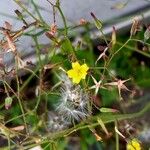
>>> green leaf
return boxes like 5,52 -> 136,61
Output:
61,37 -> 74,54
100,107 -> 119,113
80,129 -> 96,148
100,88 -> 118,106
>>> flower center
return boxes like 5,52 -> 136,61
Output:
77,69 -> 82,76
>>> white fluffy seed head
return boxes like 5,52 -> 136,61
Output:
56,74 -> 90,122
48,111 -> 70,132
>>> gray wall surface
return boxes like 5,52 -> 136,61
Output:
0,0 -> 149,26
0,0 -> 150,64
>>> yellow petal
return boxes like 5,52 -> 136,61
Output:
67,69 -> 76,78
81,64 -> 89,72
131,140 -> 141,150
72,61 -> 81,69
67,69 -> 81,83
73,76 -> 81,84
80,64 -> 89,79
127,144 -> 134,150
67,61 -> 89,84
127,139 -> 141,150
80,72 -> 87,79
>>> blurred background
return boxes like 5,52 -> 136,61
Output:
0,1 -> 150,149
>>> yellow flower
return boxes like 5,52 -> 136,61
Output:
127,139 -> 141,150
67,61 -> 89,84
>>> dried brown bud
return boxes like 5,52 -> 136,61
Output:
50,23 -> 57,36
130,18 -> 140,36
79,18 -> 87,25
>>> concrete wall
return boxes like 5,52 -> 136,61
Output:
0,0 -> 150,64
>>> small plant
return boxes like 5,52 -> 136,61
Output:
0,0 -> 150,149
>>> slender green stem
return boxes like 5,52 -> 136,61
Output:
57,4 -> 68,36
106,37 -> 150,68
131,38 -> 150,46
33,71 -> 42,111
43,101 -> 150,140
115,121 -> 119,150
33,36 -> 43,67
43,142 -> 51,150
32,36 -> 43,111
90,67 -> 106,70
107,38 -> 131,67
23,67 -> 40,79
15,55 -> 28,133
5,112 -> 29,124
116,40 -> 150,58
2,101 -> 150,150
19,66 -> 40,92
7,135 -> 11,150
14,0 -> 40,22
31,0 -> 45,22
1,80 -> 18,98
14,0 -> 49,29
100,28 -> 109,46
3,81 -> 10,97
85,24 -> 95,65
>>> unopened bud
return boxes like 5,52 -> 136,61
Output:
5,97 -> 12,110
90,12 -> 102,30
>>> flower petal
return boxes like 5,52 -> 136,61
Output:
131,139 -> 141,150
73,76 -> 81,84
81,64 -> 89,72
127,139 -> 141,150
80,72 -> 87,79
67,69 -> 76,78
72,61 -> 81,69
67,61 -> 89,84
80,64 -> 89,79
